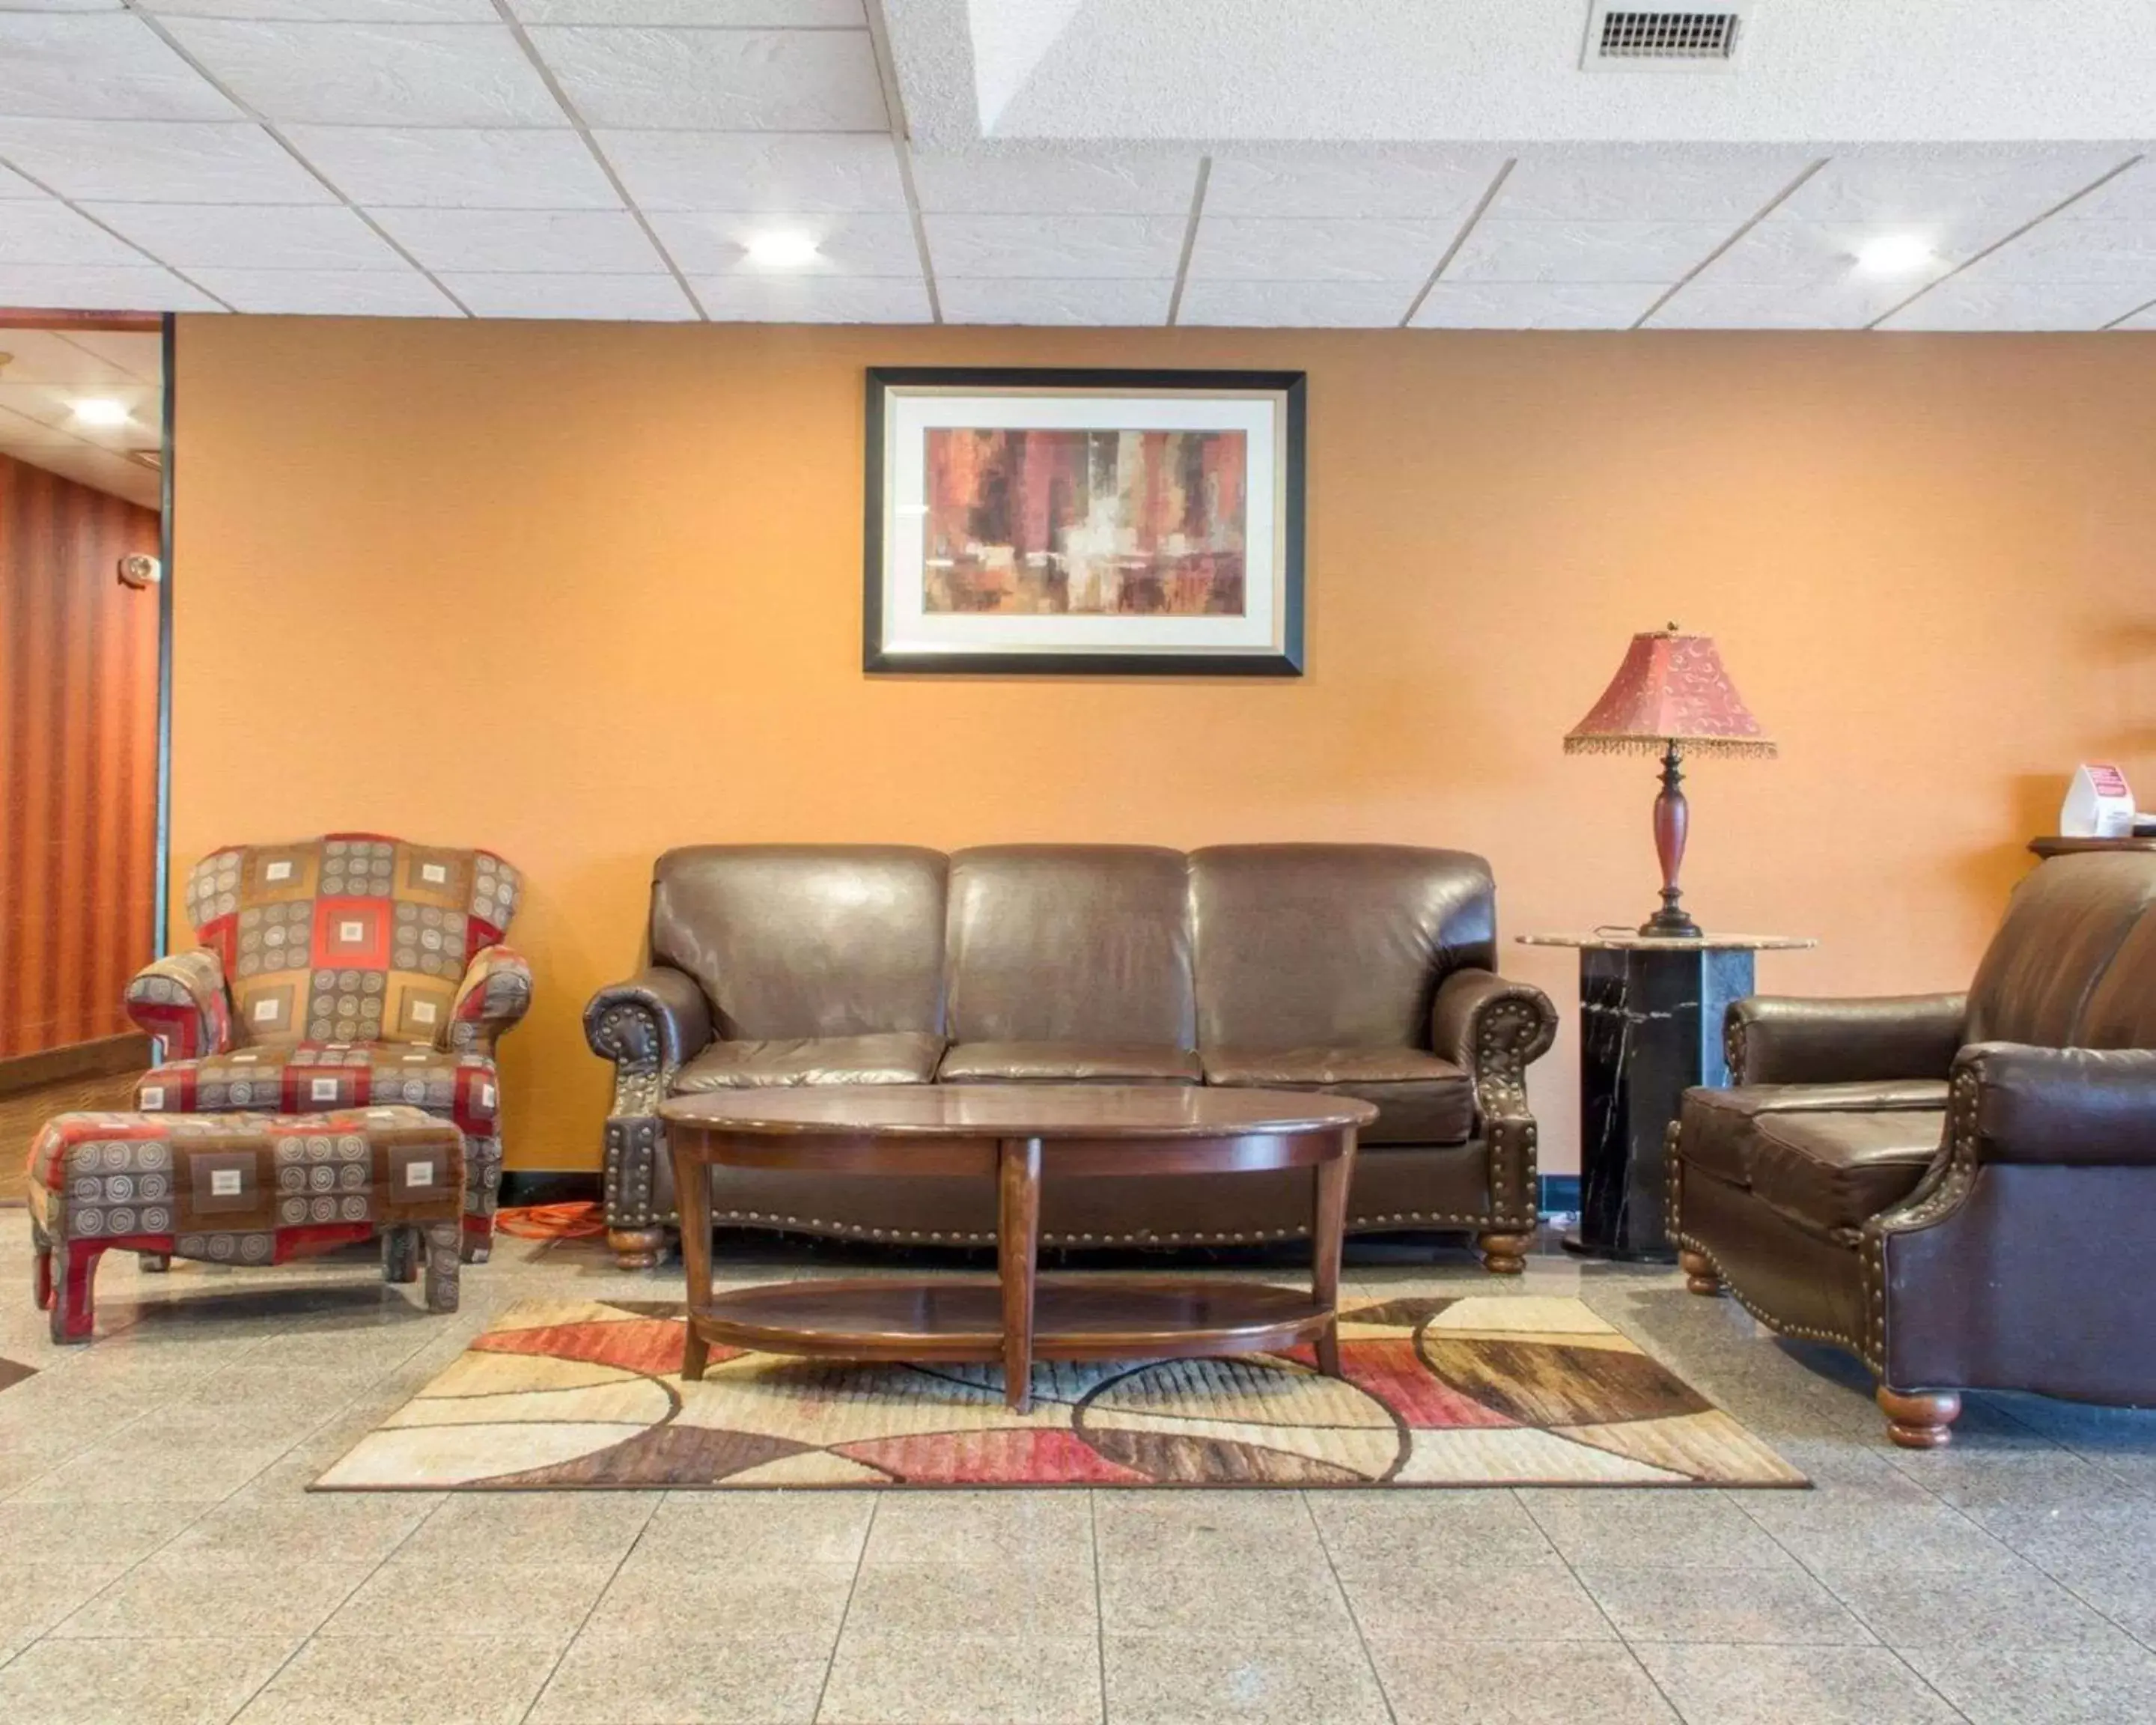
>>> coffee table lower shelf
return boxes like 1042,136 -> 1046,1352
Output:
682,1276 -> 1336,1386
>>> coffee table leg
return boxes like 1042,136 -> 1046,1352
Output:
1312,1137 -> 1351,1378
998,1136 -> 1043,1413
671,1131 -> 713,1382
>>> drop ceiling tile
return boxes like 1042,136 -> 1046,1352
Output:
1175,279 -> 1410,327
1,1 -> 130,12
939,278 -> 1172,325
2112,299 -> 2156,329
2064,163 -> 2156,223
287,127 -> 618,209
0,14 -> 240,118
137,0 -> 497,19
0,329 -> 148,387
1446,218 -> 1729,283
1783,148 -> 2131,229
1411,281 -> 1668,329
0,204 -> 153,268
368,207 -> 665,273
437,271 -> 698,318
85,202 -> 406,270
648,210 -> 917,276
57,330 -> 164,380
597,132 -> 902,213
0,377 -> 162,428
0,120 -> 332,204
159,19 -> 567,126
0,404 -> 86,448
1496,150 -> 1813,221
530,27 -> 887,130
0,263 -> 220,310
1204,148 -> 1499,219
1645,276 -> 1913,329
1699,219 -> 1964,286
1187,216 -> 1456,283
923,213 -> 1183,279
7,443 -> 161,508
511,1 -> 863,19
0,162 -> 46,198
689,274 -> 931,322
185,266 -> 459,313
1952,221 -> 2156,285
1878,279 -> 2155,331
909,150 -> 1199,215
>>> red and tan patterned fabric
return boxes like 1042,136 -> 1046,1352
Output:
123,834 -> 528,1260
26,1107 -> 465,1344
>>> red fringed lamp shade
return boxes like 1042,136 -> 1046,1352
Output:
1565,630 -> 1776,758
1566,628 -> 1775,938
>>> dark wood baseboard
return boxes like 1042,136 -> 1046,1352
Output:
0,1033 -> 151,1099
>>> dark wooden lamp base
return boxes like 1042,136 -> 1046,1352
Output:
1642,740 -> 1704,939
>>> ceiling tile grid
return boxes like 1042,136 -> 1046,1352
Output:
0,326 -> 163,508
0,12 -> 2152,329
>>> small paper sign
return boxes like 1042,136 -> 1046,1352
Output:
2062,763 -> 2137,838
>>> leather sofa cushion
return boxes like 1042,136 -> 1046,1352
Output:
651,846 -> 947,1041
938,1041 -> 1200,1083
1966,853 -> 2156,1047
1747,1110 -> 1946,1237
672,1032 -> 945,1091
1190,845 -> 1495,1052
945,847 -> 1195,1047
1679,1079 -> 1951,1188
1202,1046 -> 1474,1146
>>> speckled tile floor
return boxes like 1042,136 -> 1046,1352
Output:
2,1222 -> 2153,1725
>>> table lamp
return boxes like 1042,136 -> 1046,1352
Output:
1565,625 -> 1774,939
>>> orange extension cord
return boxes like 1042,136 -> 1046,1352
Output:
492,1201 -> 607,1240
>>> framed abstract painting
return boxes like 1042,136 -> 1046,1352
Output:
865,367 -> 1306,675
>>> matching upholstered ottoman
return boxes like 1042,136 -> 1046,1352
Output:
27,1106 -> 465,1345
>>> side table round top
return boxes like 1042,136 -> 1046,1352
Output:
1516,931 -> 1818,952
660,1083 -> 1379,1139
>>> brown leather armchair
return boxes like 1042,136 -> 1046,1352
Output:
588,843 -> 1557,1272
1669,854 -> 2156,1446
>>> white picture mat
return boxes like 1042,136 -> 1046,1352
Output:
880,388 -> 1288,657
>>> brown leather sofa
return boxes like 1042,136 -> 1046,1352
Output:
587,844 -> 1556,1273
1670,852 -> 2156,1448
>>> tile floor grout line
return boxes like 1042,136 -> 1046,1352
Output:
1088,1488 -> 1109,1725
511,1488 -> 662,1725
1297,1485 -> 1401,1724
1513,1484 -> 1695,1718
808,1487 -> 880,1723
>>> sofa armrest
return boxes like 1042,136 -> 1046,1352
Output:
1431,968 -> 1559,1083
447,944 -> 534,1052
1944,1042 -> 2156,1168
123,948 -> 232,1061
585,966 -> 712,1073
1725,993 -> 1967,1086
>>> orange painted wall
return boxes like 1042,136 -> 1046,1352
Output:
168,317 -> 2156,1174
0,451 -> 162,1059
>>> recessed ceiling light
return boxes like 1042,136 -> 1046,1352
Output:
743,232 -> 821,269
71,398 -> 131,427
1853,234 -> 1936,276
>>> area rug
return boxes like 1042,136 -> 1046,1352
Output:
317,1292 -> 1804,1490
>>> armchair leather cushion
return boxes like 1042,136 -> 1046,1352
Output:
1747,1110 -> 1945,1236
672,1032 -> 945,1091
1201,1046 -> 1473,1145
938,1041 -> 1200,1083
1679,1079 -> 1951,1188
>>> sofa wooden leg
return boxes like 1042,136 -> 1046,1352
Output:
1678,1248 -> 1722,1295
1878,1385 -> 1961,1449
609,1227 -> 667,1271
1478,1231 -> 1531,1275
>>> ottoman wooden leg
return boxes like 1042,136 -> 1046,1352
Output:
138,1253 -> 171,1273
32,1222 -> 54,1312
50,1240 -> 105,1345
382,1227 -> 419,1286
422,1222 -> 462,1314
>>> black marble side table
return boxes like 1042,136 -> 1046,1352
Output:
1517,931 -> 1816,1262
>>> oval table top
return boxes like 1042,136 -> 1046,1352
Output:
660,1083 -> 1378,1139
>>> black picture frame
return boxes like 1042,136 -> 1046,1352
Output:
864,366 -> 1306,677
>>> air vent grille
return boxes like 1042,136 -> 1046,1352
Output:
1596,10 -> 1741,61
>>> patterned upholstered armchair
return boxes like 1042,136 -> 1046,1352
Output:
124,834 -> 532,1261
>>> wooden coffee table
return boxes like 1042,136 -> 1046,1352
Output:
659,1084 -> 1377,1411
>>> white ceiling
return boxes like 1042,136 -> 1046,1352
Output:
0,326 -> 162,505
0,1 -> 2150,331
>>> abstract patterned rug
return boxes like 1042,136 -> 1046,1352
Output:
316,1292 -> 1805,1491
